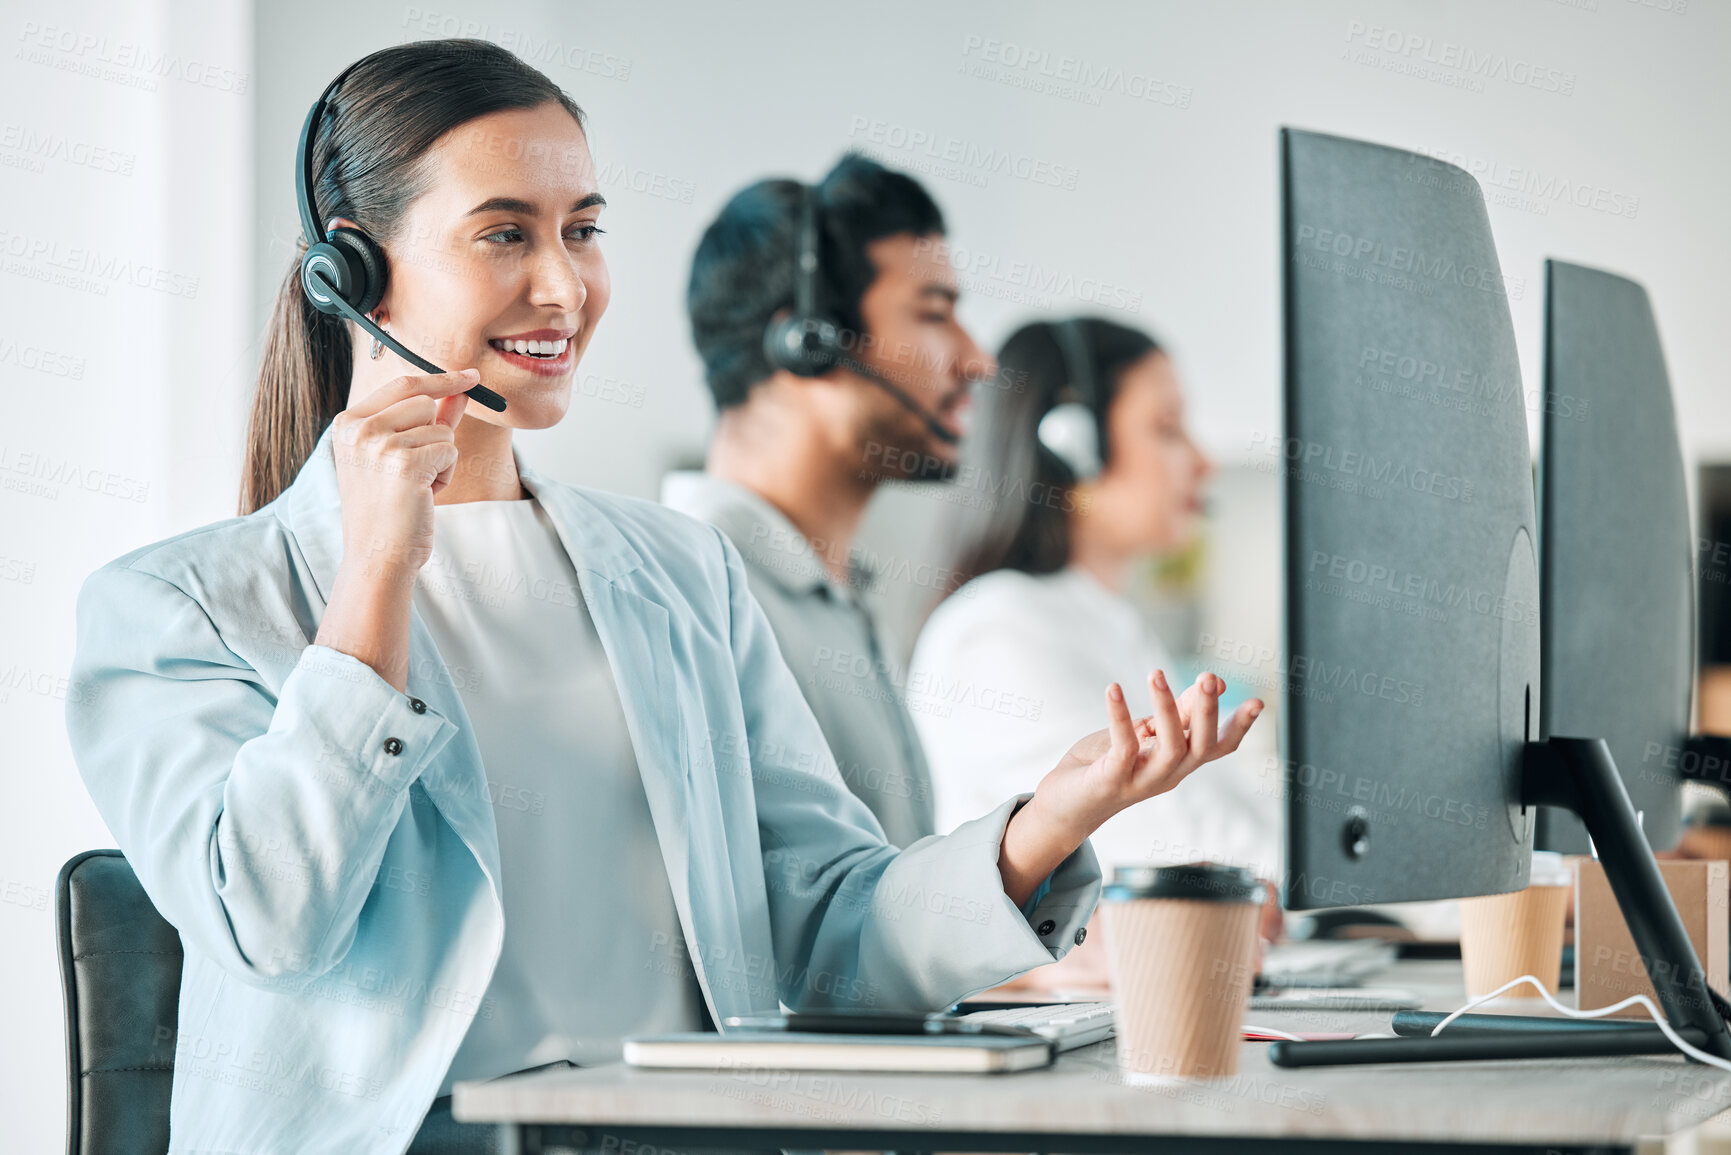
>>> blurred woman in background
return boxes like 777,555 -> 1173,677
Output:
909,316 -> 1282,986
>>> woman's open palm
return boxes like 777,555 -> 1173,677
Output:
1035,670 -> 1263,837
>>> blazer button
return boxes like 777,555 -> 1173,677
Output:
383,737 -> 404,756
408,697 -> 426,714
1074,927 -> 1088,946
1036,919 -> 1056,936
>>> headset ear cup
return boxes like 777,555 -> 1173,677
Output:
300,242 -> 353,316
1037,401 -> 1104,482
763,314 -> 839,378
326,226 -> 387,315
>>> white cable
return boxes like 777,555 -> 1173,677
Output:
1428,972 -> 1731,1074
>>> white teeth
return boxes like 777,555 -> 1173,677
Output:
492,337 -> 569,357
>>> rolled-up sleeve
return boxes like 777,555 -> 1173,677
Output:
64,562 -> 457,988
715,528 -> 1102,1013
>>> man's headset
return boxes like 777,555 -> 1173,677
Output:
1036,318 -> 1105,482
295,61 -> 507,411
760,182 -> 958,446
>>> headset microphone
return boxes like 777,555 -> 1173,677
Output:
296,63 -> 507,412
841,353 -> 961,447
761,182 -> 958,446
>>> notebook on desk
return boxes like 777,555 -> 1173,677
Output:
622,1031 -> 1053,1073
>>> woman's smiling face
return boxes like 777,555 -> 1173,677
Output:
364,101 -> 610,430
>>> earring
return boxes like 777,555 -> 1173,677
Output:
369,313 -> 386,360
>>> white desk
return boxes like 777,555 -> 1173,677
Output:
453,959 -> 1731,1153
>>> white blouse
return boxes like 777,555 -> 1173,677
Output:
907,565 -> 1282,880
412,496 -> 705,1097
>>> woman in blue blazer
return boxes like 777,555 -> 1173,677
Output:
63,40 -> 1262,1155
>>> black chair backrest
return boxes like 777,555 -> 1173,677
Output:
57,849 -> 182,1155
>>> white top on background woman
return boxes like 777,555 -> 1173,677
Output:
912,562 -> 1279,877
62,42 -> 1263,1155
909,318 -> 1283,985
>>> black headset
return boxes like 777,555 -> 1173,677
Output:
295,61 -> 507,411
760,182 -> 958,446
1036,318 -> 1105,481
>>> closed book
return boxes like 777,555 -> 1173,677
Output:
622,1031 -> 1053,1073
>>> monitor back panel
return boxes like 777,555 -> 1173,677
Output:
1281,128 -> 1540,909
1537,260 -> 1691,853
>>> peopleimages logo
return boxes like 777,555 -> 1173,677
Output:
933,239 -> 1144,313
1306,550 -> 1535,626
1292,223 -> 1523,300
1407,148 -> 1639,220
15,20 -> 250,93
1342,21 -> 1576,96
1198,632 -> 1427,708
1265,756 -> 1490,831
957,35 -> 1193,109
1247,430 -> 1475,505
846,117 -> 1080,190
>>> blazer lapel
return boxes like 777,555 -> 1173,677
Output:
523,459 -> 764,1021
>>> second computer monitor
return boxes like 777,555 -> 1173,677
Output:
1280,127 -> 1540,910
1536,260 -> 1693,854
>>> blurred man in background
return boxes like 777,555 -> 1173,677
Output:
664,153 -> 994,847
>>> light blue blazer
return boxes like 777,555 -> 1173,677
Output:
64,420 -> 1100,1155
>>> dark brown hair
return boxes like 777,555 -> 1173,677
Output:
239,39 -> 586,515
937,316 -> 1161,594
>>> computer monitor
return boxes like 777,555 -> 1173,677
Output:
1273,127 -> 1731,1067
1278,127 -> 1540,911
1535,260 -> 1693,855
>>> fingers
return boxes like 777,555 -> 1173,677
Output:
346,369 -> 481,421
1186,672 -> 1223,764
433,391 -> 470,430
1173,680 -> 1199,729
1213,697 -> 1265,758
1145,670 -> 1186,767
1172,672 -> 1229,730
1103,682 -> 1138,771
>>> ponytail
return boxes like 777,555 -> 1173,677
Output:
238,247 -> 351,514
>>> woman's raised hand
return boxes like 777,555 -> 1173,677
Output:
313,368 -> 476,694
1033,670 -> 1263,846
328,369 -> 477,584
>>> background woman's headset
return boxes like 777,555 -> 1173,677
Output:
761,181 -> 959,446
295,60 -> 507,411
1037,318 -> 1105,482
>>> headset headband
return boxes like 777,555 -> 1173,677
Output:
295,60 -> 365,247
1050,318 -> 1097,412
794,182 -> 820,320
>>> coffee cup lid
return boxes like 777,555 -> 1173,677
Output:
1102,862 -> 1267,904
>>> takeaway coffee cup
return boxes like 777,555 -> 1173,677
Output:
1101,863 -> 1267,1079
1458,849 -> 1573,998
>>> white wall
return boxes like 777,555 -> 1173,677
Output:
250,0 -> 1731,658
5,0 -> 1727,1147
0,0 -> 252,1147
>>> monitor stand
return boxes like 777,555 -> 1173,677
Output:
1268,736 -> 1731,1067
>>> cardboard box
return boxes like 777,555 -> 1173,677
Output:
1574,858 -> 1729,1018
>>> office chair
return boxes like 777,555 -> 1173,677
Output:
56,849 -> 183,1155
